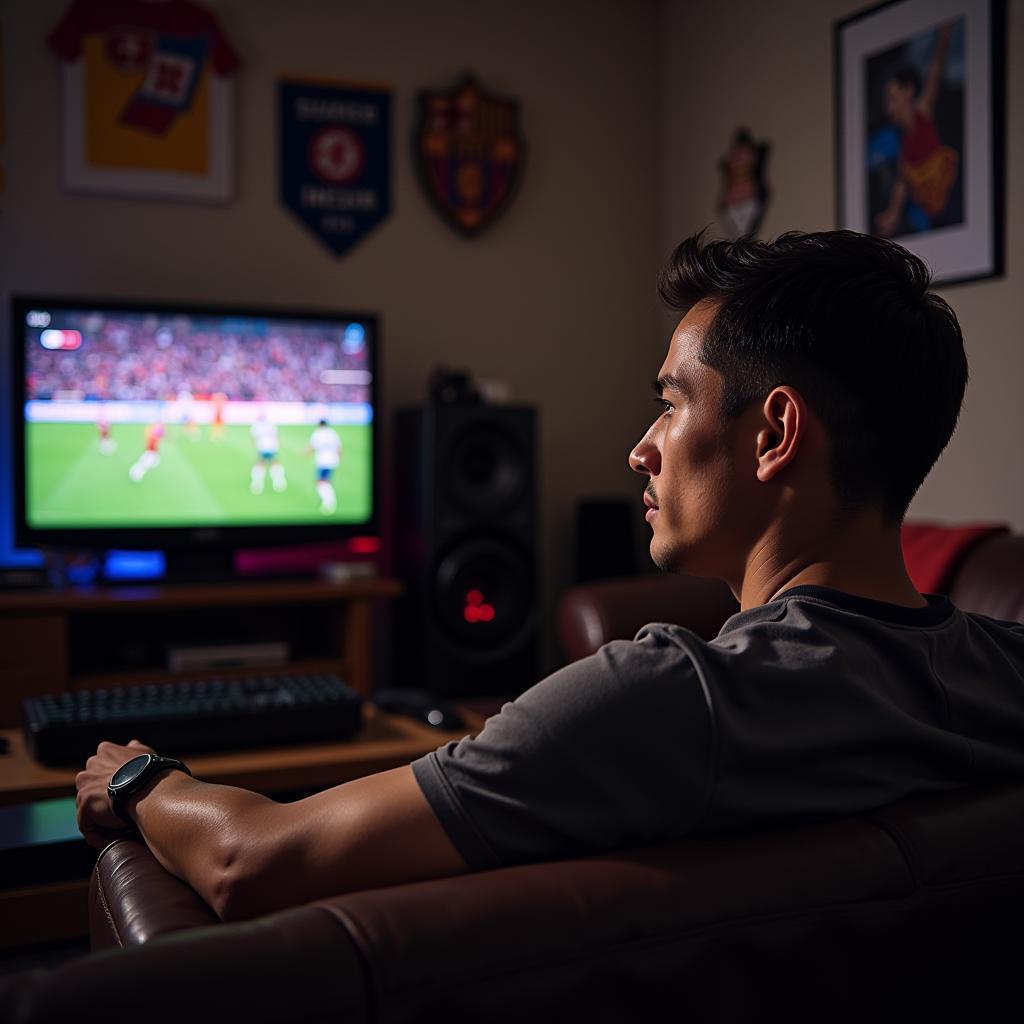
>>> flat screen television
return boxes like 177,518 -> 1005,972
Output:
10,295 -> 378,577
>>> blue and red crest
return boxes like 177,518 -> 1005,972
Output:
415,75 -> 524,237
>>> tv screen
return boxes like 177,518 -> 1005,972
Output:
12,296 -> 377,551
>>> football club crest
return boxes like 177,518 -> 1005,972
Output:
716,128 -> 771,240
415,75 -> 524,237
279,78 -> 392,258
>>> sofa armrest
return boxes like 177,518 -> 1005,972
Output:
4,903 -> 370,1024
90,836 -> 219,950
558,573 -> 738,661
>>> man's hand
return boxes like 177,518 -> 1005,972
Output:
874,206 -> 900,238
75,739 -> 155,849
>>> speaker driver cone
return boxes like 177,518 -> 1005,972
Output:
444,423 -> 527,513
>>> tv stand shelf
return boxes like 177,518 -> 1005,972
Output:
0,577 -> 402,727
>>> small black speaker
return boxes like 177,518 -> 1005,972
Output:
395,404 -> 538,697
575,497 -> 637,582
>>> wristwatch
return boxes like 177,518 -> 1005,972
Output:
107,753 -> 192,824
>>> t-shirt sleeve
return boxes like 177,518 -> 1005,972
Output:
47,0 -> 89,61
411,624 -> 714,870
208,15 -> 241,76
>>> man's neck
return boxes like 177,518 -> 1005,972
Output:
736,512 -> 926,612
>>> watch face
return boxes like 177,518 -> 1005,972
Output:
111,754 -> 153,789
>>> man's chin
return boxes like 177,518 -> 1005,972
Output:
650,539 -> 719,579
650,540 -> 685,575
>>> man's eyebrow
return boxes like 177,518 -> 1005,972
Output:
652,374 -> 688,396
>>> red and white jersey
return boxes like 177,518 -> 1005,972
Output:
48,0 -> 239,169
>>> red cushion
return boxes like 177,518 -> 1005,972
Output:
901,521 -> 1009,594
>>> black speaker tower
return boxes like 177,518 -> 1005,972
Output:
395,404 -> 538,698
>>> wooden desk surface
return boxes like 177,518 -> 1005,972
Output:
0,704 -> 483,806
0,577 -> 404,614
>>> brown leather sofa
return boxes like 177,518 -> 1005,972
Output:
3,529 -> 1023,1023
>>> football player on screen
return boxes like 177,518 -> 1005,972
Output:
210,392 -> 228,441
128,420 -> 165,482
250,413 -> 287,494
307,418 -> 341,514
97,409 -> 116,455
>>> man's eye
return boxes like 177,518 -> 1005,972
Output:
654,397 -> 674,416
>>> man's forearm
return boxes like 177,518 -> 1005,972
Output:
78,747 -> 468,922
890,176 -> 908,215
126,770 -> 281,917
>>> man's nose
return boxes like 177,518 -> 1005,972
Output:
629,432 -> 660,476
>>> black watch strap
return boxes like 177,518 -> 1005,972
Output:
108,754 -> 192,824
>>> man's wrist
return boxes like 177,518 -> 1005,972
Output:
108,753 -> 193,823
121,764 -> 193,826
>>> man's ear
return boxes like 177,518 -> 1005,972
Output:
755,387 -> 804,483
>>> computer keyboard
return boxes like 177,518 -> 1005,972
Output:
22,673 -> 364,766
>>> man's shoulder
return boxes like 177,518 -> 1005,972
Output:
705,587 -> 1024,686
714,586 -> 962,639
500,626 -> 711,733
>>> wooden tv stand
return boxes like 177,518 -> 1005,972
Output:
0,577 -> 403,728
0,576 -> 503,951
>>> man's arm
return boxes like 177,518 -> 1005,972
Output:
76,741 -> 468,921
875,176 -> 908,237
919,22 -> 952,117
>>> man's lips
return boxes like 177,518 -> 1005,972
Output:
643,492 -> 659,521
643,493 -> 658,510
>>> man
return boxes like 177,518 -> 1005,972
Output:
76,230 -> 1024,922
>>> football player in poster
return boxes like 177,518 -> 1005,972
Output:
872,21 -> 961,237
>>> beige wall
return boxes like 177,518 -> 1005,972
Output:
0,0 -> 662,669
661,0 -> 1024,530
8,0 -> 1015,672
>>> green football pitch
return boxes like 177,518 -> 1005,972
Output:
27,421 -> 372,527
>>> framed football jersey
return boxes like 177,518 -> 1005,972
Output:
48,0 -> 240,202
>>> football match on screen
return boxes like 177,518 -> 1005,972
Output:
22,307 -> 374,529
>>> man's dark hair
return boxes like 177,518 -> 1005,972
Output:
657,230 -> 967,522
890,65 -> 922,97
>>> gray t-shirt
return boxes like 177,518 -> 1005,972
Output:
412,585 -> 1024,870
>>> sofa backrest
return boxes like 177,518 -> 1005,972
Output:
319,780 -> 1024,1022
948,532 -> 1024,623
558,530 -> 1023,662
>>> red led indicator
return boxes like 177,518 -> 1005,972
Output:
463,589 -> 495,623
348,536 -> 381,554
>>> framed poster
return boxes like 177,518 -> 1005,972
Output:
835,0 -> 1005,285
48,0 -> 240,202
